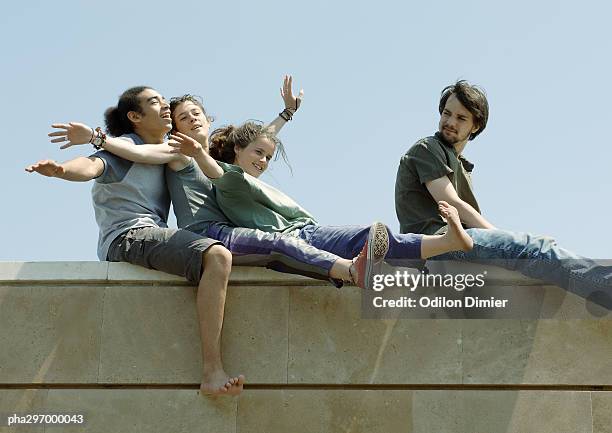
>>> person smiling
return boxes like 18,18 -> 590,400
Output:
170,118 -> 473,274
50,77 -> 473,292
26,86 -> 245,396
41,78 -> 389,291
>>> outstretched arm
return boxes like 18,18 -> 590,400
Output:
48,122 -> 179,164
426,177 -> 495,229
168,132 -> 224,179
266,75 -> 304,136
25,157 -> 104,182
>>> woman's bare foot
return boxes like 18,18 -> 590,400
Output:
438,201 -> 473,251
200,370 -> 245,397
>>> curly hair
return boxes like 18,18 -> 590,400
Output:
104,86 -> 151,137
209,121 -> 289,168
439,80 -> 489,140
169,94 -> 214,132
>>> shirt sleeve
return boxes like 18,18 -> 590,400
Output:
215,160 -> 243,174
406,141 -> 453,185
210,161 -> 251,191
89,136 -> 136,184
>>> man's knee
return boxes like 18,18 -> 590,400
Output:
203,244 -> 232,271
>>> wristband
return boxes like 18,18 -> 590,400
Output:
279,108 -> 294,122
90,127 -> 107,150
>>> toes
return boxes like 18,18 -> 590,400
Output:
237,375 -> 246,386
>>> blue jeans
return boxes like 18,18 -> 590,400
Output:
438,228 -> 612,308
205,223 -> 341,284
298,224 -> 422,260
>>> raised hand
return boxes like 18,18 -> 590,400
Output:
25,159 -> 66,178
280,75 -> 304,111
168,132 -> 206,157
48,122 -> 94,149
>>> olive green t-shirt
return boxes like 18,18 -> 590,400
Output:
394,133 -> 480,235
211,161 -> 317,234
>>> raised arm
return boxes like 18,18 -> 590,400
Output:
48,122 -> 180,164
426,177 -> 495,229
266,75 -> 304,136
168,132 -> 224,179
25,157 -> 103,182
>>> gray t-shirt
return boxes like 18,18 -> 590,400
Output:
165,159 -> 230,234
91,133 -> 170,260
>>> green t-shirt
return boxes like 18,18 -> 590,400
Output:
394,133 -> 480,235
211,161 -> 317,234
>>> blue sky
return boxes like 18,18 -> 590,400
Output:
2,0 -> 610,261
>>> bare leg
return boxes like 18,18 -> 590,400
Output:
198,245 -> 245,396
329,258 -> 354,281
420,201 -> 474,259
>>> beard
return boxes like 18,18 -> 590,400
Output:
440,127 -> 469,145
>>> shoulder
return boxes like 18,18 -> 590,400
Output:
167,154 -> 191,172
400,136 -> 446,167
216,160 -> 244,174
406,135 -> 445,156
117,133 -> 142,145
89,150 -> 133,183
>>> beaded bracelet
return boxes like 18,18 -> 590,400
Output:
90,127 -> 107,150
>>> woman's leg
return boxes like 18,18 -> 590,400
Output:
297,222 -> 397,289
299,223 -> 421,260
297,203 -> 472,262
206,223 -> 372,287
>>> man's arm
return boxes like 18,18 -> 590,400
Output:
99,140 -> 178,164
25,157 -> 104,182
266,75 -> 303,136
49,122 -> 181,165
426,176 -> 495,229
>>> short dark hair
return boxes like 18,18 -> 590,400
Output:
439,80 -> 489,140
104,86 -> 151,137
169,94 -> 214,132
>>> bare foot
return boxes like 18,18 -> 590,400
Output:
200,370 -> 246,397
438,201 -> 473,251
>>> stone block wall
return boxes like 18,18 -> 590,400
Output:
0,262 -> 610,432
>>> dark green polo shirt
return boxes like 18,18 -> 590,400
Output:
394,132 -> 480,235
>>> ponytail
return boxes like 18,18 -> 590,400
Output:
209,125 -> 238,163
210,121 -> 291,171
103,86 -> 150,137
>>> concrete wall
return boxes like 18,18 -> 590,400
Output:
0,262 -> 610,432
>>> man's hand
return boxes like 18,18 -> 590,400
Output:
48,122 -> 94,149
168,132 -> 206,157
25,159 -> 66,178
280,75 -> 304,111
